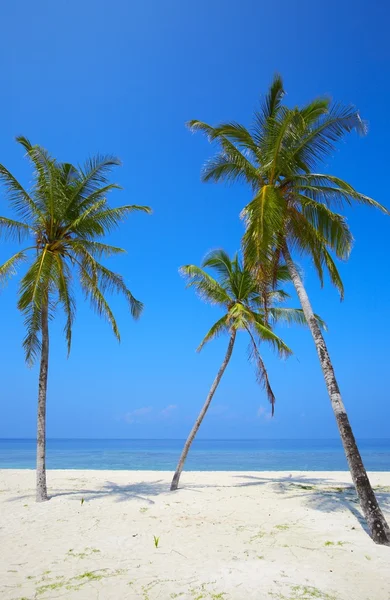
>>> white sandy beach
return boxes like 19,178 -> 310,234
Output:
0,470 -> 389,600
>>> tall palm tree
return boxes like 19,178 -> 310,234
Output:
170,249 -> 320,491
187,76 -> 390,544
0,137 -> 151,502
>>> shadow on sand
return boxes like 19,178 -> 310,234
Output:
8,480 -> 169,504
7,473 -> 390,538
233,474 -> 390,535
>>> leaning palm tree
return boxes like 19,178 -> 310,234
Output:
0,137 -> 151,502
170,249 -> 319,491
187,76 -> 390,544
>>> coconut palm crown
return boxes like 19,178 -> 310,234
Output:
181,248 -> 322,413
0,136 -> 151,363
188,75 -> 388,293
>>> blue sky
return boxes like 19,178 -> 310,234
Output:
0,0 -> 389,440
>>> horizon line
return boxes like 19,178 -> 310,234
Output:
1,437 -> 389,442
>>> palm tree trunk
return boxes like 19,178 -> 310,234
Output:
36,298 -> 49,502
283,243 -> 390,545
170,330 -> 236,491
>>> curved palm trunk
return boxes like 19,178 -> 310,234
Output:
36,299 -> 49,502
170,331 -> 236,491
283,244 -> 390,545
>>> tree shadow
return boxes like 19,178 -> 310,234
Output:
233,474 -> 390,536
7,479 -> 169,504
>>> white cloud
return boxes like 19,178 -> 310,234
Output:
160,404 -> 177,417
257,405 -> 272,421
124,406 -> 153,424
209,404 -> 229,416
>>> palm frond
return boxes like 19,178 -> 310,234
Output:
0,217 -> 32,242
202,249 -> 235,282
268,307 -> 326,330
54,255 -> 76,355
250,312 -> 292,358
205,122 -> 258,155
179,264 -> 231,306
0,250 -> 29,288
197,314 -> 230,352
245,326 -> 276,414
187,120 -> 259,189
241,185 -> 286,269
18,250 -> 55,364
0,163 -> 44,223
252,73 -> 285,143
292,174 -> 389,214
297,195 -> 353,259
292,104 -> 368,170
73,248 -> 143,319
68,240 -> 126,259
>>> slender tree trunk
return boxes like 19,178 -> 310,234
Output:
170,331 -> 236,491
283,243 -> 390,545
36,298 -> 49,502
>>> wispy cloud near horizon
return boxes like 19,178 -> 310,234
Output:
123,404 -> 178,424
124,406 -> 153,424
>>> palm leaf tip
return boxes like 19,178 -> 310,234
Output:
129,296 -> 143,320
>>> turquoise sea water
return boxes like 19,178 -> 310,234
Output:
0,438 -> 389,470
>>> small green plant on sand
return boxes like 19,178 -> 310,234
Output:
271,585 -> 337,600
153,535 -> 160,548
324,540 -> 346,547
249,530 -> 266,542
75,571 -> 103,582
81,498 -> 85,506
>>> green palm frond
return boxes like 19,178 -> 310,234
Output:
292,104 -> 367,170
187,120 -> 259,189
241,185 -> 286,268
245,326 -> 276,414
0,217 -> 31,242
53,255 -> 76,355
297,196 -> 353,258
76,155 -> 122,198
252,73 -> 285,143
268,307 -> 326,330
0,250 -> 29,288
197,314 -> 231,352
299,98 -> 330,124
18,250 -> 55,364
202,249 -> 235,282
0,163 -> 44,223
68,240 -> 126,259
180,264 -> 231,306
249,312 -> 292,358
208,122 -> 258,154
73,248 -> 143,319
292,174 -> 389,214
78,262 -> 121,340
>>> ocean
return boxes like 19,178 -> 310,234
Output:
0,438 -> 389,470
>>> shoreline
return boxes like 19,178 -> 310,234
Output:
1,468 -> 390,473
1,470 -> 389,599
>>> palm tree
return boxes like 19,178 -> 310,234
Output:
0,137 -> 151,502
187,76 -> 390,544
170,249 -> 319,491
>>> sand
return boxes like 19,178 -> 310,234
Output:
0,470 -> 389,600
